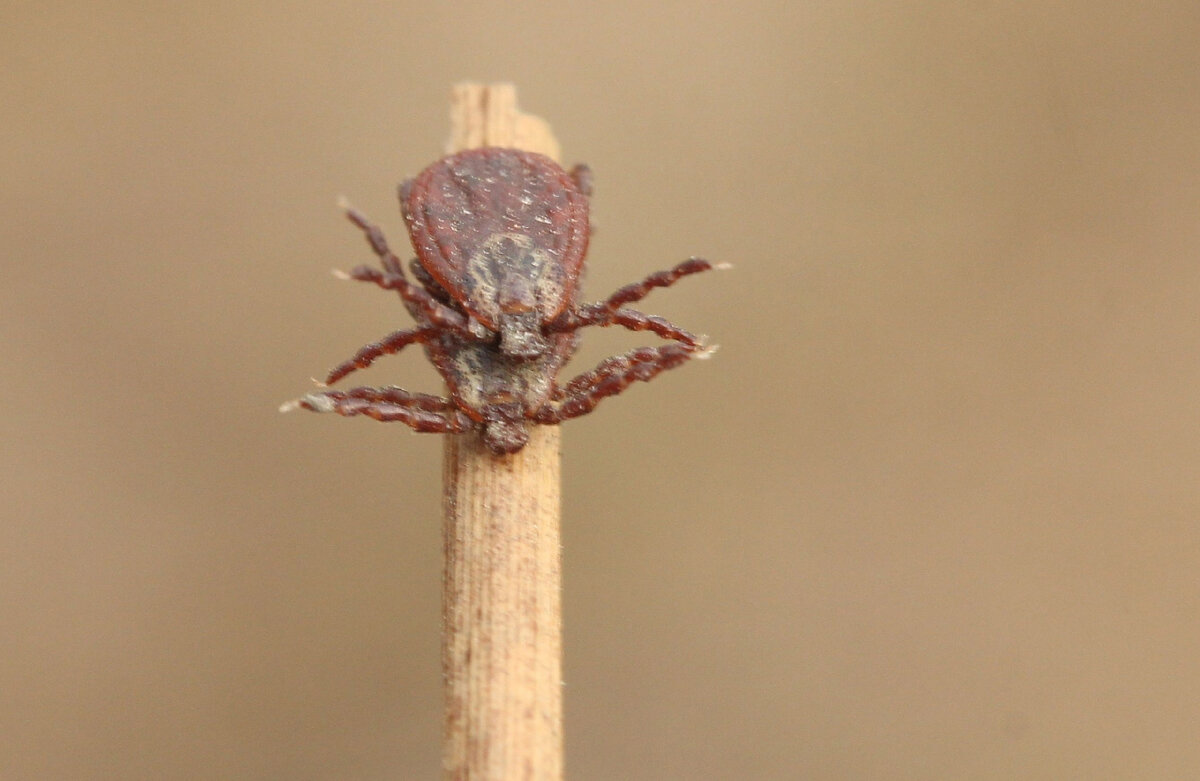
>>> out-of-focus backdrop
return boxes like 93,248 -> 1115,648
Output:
4,2 -> 1199,778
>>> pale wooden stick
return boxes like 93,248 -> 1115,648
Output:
441,83 -> 564,781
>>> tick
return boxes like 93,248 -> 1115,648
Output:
283,147 -> 720,454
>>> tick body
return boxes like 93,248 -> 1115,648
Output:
285,147 -> 718,454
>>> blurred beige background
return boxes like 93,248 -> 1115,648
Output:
3,2 -> 1199,778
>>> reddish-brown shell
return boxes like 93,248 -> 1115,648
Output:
402,147 -> 590,330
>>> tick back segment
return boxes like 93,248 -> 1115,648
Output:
282,146 -> 719,455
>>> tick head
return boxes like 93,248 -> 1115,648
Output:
481,402 -> 529,455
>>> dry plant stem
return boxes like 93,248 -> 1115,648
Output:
441,83 -> 564,781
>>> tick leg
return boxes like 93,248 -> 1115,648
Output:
569,163 -> 593,197
341,203 -> 409,279
607,309 -> 702,346
535,343 -> 702,423
342,385 -> 455,412
550,306 -> 703,347
282,387 -> 474,434
340,204 -> 472,335
547,258 -> 717,342
339,265 -> 472,337
593,258 -> 719,311
325,325 -> 435,385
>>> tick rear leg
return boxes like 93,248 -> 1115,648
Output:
548,257 -> 718,342
551,306 -> 703,347
569,163 -> 593,197
535,343 -> 703,423
282,387 -> 473,434
607,309 -> 703,346
339,203 -> 471,334
341,201 -> 409,278
337,265 -> 473,337
325,324 -> 435,385
594,258 -> 720,311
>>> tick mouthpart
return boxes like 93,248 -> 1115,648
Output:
482,402 -> 530,455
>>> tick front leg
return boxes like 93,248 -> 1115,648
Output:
340,385 -> 457,412
325,324 -> 436,385
535,343 -> 704,423
281,387 -> 474,434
